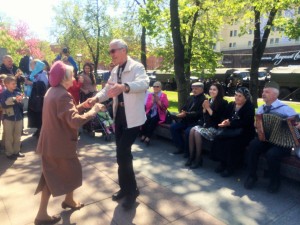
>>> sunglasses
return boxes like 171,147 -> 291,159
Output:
153,86 -> 160,88
109,48 -> 123,54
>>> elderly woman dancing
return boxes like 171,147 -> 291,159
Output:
34,61 -> 103,225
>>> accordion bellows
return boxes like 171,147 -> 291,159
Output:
256,114 -> 300,148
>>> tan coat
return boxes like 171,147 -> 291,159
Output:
35,85 -> 94,196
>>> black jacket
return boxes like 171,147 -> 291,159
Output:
222,100 -> 255,140
181,93 -> 206,126
202,98 -> 228,128
19,55 -> 31,74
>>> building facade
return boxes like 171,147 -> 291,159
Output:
217,7 -> 300,69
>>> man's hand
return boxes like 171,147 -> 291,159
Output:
83,97 -> 97,108
177,110 -> 187,118
107,82 -> 125,98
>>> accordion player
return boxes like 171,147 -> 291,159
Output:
256,113 -> 300,148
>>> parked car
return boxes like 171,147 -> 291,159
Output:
96,70 -> 109,84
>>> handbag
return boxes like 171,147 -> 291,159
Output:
164,110 -> 173,124
215,127 -> 243,139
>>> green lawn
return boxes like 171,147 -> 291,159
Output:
165,91 -> 300,113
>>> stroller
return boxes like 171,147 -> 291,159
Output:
83,100 -> 114,141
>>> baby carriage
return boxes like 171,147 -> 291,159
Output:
83,104 -> 114,141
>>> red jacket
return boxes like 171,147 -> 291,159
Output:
68,80 -> 82,105
145,92 -> 169,124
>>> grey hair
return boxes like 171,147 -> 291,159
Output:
273,88 -> 279,97
62,64 -> 74,82
110,39 -> 128,52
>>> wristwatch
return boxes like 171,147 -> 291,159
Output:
124,83 -> 130,93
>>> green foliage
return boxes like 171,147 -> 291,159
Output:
53,0 -> 115,67
0,28 -> 25,63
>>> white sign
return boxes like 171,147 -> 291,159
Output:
261,51 -> 300,65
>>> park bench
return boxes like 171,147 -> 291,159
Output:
154,121 -> 300,182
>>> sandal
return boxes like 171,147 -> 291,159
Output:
61,201 -> 84,210
34,215 -> 61,225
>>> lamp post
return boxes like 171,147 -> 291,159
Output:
76,53 -> 82,73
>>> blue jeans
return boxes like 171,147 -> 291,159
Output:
170,121 -> 194,155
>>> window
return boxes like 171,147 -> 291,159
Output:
234,30 -> 237,36
249,29 -> 253,35
233,42 -> 236,47
230,30 -> 233,37
295,37 -> 299,42
275,38 -> 280,44
270,38 -> 274,44
229,43 -> 232,48
271,27 -> 275,31
298,7 -> 300,14
248,41 -> 252,46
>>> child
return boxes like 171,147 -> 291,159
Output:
1,76 -> 24,160
98,105 -> 115,135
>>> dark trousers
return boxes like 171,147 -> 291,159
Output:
170,121 -> 194,155
246,138 -> 291,182
140,113 -> 159,138
115,107 -> 140,195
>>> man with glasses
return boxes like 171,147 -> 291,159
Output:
170,82 -> 206,156
88,39 -> 149,210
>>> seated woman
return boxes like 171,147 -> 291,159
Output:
212,87 -> 255,177
186,83 -> 228,169
140,81 -> 169,146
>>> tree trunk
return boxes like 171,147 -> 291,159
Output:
141,26 -> 147,70
250,7 -> 277,107
170,0 -> 188,111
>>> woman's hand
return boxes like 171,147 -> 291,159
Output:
202,100 -> 210,110
218,119 -> 230,127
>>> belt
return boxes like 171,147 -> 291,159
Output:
118,102 -> 125,107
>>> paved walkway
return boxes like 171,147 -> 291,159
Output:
1,120 -> 300,225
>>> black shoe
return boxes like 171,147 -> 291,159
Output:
215,164 -> 226,173
190,158 -> 203,169
33,129 -> 40,137
267,179 -> 280,194
122,194 -> 138,210
14,152 -> 25,158
185,158 -> 193,167
112,190 -> 126,201
144,139 -> 150,146
172,150 -> 184,155
221,169 -> 234,178
244,176 -> 257,190
6,155 -> 17,160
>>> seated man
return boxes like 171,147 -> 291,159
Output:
244,81 -> 297,193
170,82 -> 206,156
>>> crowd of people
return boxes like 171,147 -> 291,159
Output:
0,39 -> 299,225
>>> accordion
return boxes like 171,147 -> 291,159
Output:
256,114 -> 300,148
